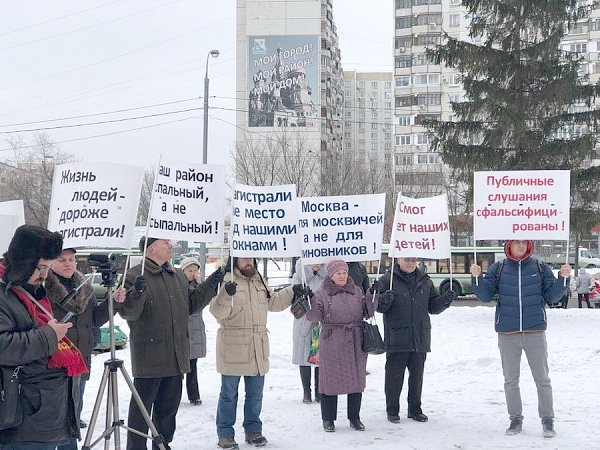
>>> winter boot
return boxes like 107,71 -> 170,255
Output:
314,367 -> 320,403
349,419 -> 365,431
245,432 -> 268,447
322,420 -> 335,432
407,409 -> 428,422
217,436 -> 239,449
303,389 -> 312,404
505,418 -> 522,435
542,418 -> 556,438
387,414 -> 401,424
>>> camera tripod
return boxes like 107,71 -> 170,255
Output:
82,266 -> 166,450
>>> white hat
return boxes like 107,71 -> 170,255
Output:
180,256 -> 200,271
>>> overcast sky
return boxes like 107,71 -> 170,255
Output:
0,0 -> 392,172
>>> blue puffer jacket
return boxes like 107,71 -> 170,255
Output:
472,257 -> 568,333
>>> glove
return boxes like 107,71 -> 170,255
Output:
369,279 -> 383,294
377,290 -> 394,313
134,275 -> 146,294
224,281 -> 237,296
443,290 -> 458,305
292,284 -> 312,298
206,268 -> 225,287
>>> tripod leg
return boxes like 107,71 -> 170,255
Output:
104,375 -> 113,450
110,370 -> 122,450
84,364 -> 111,448
118,366 -> 166,450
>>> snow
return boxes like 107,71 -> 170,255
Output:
84,306 -> 600,449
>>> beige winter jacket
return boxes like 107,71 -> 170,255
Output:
209,267 -> 293,376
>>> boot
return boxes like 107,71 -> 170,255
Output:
245,432 -> 268,447
322,420 -> 335,432
542,418 -> 556,438
217,436 -> 239,449
505,418 -> 522,436
349,419 -> 365,431
314,367 -> 320,403
408,409 -> 428,422
303,389 -> 312,404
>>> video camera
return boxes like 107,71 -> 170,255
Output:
88,253 -> 118,288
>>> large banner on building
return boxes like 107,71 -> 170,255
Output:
247,35 -> 319,128
298,194 -> 386,265
473,170 -> 570,240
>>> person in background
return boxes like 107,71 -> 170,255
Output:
291,259 -> 325,404
375,257 -> 454,425
178,256 -> 213,406
347,261 -> 370,294
209,256 -> 302,450
470,239 -> 571,438
0,225 -> 85,449
45,248 -> 126,450
306,259 -> 377,433
120,237 -> 224,450
576,267 -> 592,308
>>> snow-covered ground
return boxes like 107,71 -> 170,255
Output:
83,306 -> 600,449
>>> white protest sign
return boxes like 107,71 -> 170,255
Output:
48,163 -> 144,248
231,183 -> 300,257
388,194 -> 451,259
0,200 -> 25,253
298,194 -> 386,264
473,170 -> 570,240
148,157 -> 226,242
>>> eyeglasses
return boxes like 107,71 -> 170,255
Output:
36,265 -> 52,273
401,258 -> 418,262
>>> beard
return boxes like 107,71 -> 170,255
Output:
240,265 -> 256,277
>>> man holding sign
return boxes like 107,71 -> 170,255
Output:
470,240 -> 571,438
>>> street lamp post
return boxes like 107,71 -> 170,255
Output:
199,49 -> 219,279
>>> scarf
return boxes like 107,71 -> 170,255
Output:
12,286 -> 88,377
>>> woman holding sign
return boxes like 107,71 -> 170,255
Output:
306,259 -> 377,433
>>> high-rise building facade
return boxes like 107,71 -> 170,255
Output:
236,0 -> 344,193
342,70 -> 394,168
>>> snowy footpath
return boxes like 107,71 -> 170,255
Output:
83,306 -> 600,449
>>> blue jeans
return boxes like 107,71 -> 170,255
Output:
56,378 -> 85,450
216,375 -> 264,438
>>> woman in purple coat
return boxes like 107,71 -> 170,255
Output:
306,259 -> 377,433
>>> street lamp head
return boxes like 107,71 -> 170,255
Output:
209,49 -> 220,58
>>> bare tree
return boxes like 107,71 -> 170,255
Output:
0,133 -> 76,226
137,168 -> 155,225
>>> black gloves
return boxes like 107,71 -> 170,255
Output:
369,279 -> 383,294
377,290 -> 395,313
224,282 -> 237,296
206,268 -> 225,287
443,290 -> 458,305
134,275 -> 146,294
292,284 -> 312,299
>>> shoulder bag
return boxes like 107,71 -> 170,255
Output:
361,303 -> 385,355
0,365 -> 23,430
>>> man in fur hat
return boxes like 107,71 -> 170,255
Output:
45,247 -> 126,445
120,237 -> 225,450
0,225 -> 86,449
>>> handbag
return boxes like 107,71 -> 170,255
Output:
290,295 -> 311,319
361,303 -> 385,355
307,323 -> 321,365
0,365 -> 23,430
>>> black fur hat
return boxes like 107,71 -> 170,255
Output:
2,225 -> 63,284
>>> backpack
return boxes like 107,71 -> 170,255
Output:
494,258 -> 549,304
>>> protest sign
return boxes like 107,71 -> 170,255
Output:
0,200 -> 25,253
298,194 -> 385,264
473,170 -> 570,240
48,163 -> 143,248
388,194 -> 451,259
231,183 -> 300,257
148,158 -> 226,242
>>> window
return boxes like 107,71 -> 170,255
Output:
358,81 -> 365,88
395,36 -> 412,49
384,111 -> 392,119
396,154 -> 413,165
385,143 -> 392,151
395,75 -> 411,87
414,0 -> 441,4
415,14 -> 442,26
448,73 -> 461,86
371,132 -> 378,139
369,101 -> 378,108
344,101 -> 352,107
414,113 -> 440,125
384,81 -> 392,89
413,73 -> 440,85
359,111 -> 366,119
396,96 -> 414,107
396,16 -> 412,29
345,111 -> 352,118
416,133 -> 435,145
370,91 -> 379,98
345,142 -> 352,149
413,53 -> 435,66
344,80 -> 352,87
449,14 -> 460,27
371,81 -> 379,88
372,143 -> 379,150
385,132 -> 392,140
344,132 -> 352,139
417,153 -> 441,164
395,134 -> 411,146
395,0 -> 411,8
371,123 -> 378,130
384,91 -> 392,99
569,42 -> 587,54
385,101 -> 392,109
413,34 -> 441,46
396,56 -> 413,68
396,115 -> 412,126
449,94 -> 460,103
371,110 -> 378,119
417,93 -> 442,105
345,121 -> 351,128
359,122 -> 365,130
344,90 -> 352,97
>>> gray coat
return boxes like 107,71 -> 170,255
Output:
576,268 -> 592,294
306,277 -> 376,396
291,261 -> 325,366
187,279 -> 207,359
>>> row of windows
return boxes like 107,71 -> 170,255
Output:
343,80 -> 393,89
395,133 -> 435,146
395,153 -> 442,165
345,142 -> 394,151
395,33 -> 442,49
396,14 -> 443,29
395,93 -> 442,107
395,53 -> 438,67
344,90 -> 394,99
395,114 -> 441,126
396,0 -> 441,8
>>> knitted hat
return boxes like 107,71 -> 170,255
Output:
2,225 -> 63,283
180,256 -> 200,272
326,259 -> 348,278
139,236 -> 159,252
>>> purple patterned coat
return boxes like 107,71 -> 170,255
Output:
306,276 -> 376,395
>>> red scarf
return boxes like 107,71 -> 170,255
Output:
12,286 -> 88,377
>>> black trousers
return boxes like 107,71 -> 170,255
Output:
127,375 -> 183,450
578,293 -> 592,308
385,352 -> 426,416
320,392 -> 362,421
186,358 -> 200,402
299,365 -> 319,393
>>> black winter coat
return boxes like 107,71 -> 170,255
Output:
0,283 -> 79,445
348,262 -> 370,294
376,265 -> 448,353
46,271 -> 110,380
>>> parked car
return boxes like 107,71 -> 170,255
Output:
93,325 -> 128,352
